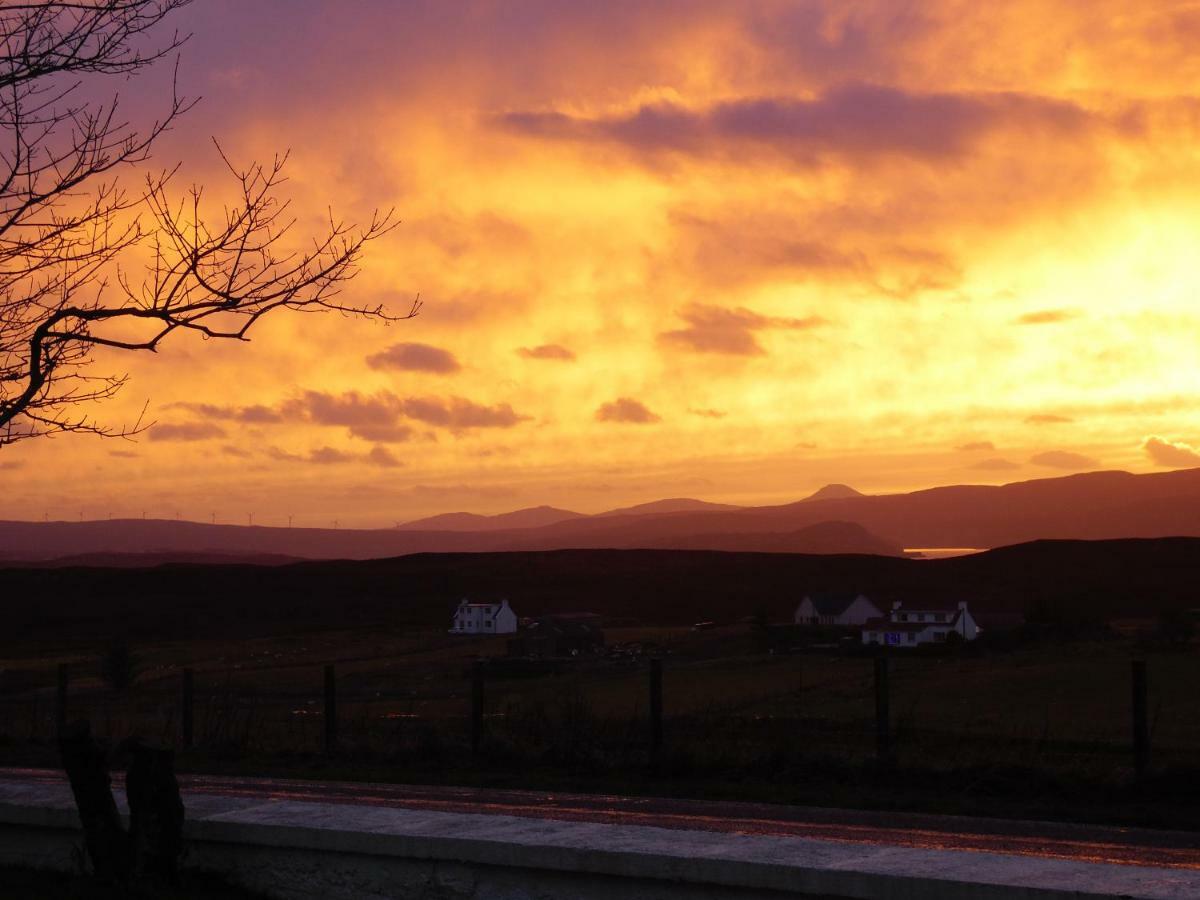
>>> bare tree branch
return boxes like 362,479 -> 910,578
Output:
0,1 -> 412,446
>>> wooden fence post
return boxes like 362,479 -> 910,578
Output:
1131,659 -> 1149,777
649,657 -> 663,765
323,665 -> 337,756
181,668 -> 194,750
471,660 -> 485,757
56,662 -> 68,737
874,656 -> 891,764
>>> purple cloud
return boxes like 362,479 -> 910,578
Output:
659,304 -> 825,355
596,397 -> 661,424
500,84 -> 1095,165
366,342 -> 462,374
399,396 -> 529,430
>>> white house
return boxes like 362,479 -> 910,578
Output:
795,592 -> 882,627
450,598 -> 518,635
861,601 -> 980,647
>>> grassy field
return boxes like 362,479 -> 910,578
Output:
2,623 -> 1197,828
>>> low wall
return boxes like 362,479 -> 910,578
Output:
2,779 -> 1197,900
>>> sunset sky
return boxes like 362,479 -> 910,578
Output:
5,0 -> 1200,526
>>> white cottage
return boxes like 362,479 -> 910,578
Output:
795,592 -> 882,627
450,598 -> 518,635
861,601 -> 979,647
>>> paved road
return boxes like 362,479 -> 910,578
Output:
5,767 -> 1199,871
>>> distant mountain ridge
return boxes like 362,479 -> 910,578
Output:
396,505 -> 583,532
803,484 -> 864,502
4,467 -> 1200,564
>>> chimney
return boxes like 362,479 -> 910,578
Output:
957,601 -> 968,610
892,601 -> 903,610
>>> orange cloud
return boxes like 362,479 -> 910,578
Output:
1142,435 -> 1200,468
1016,309 -> 1076,325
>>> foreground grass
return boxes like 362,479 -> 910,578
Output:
0,866 -> 268,900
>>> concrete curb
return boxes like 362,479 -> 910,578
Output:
2,780 -> 1198,899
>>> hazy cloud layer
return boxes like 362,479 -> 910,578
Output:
970,457 -> 1020,470
518,344 -> 576,360
366,342 -> 462,374
267,444 -> 401,468
1029,450 -> 1100,469
1026,414 -> 1074,425
596,397 -> 661,423
1142,435 -> 1200,468
149,422 -> 227,442
957,441 -> 995,451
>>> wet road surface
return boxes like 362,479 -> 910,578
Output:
5,767 -> 1198,871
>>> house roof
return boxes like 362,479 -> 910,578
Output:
894,601 -> 970,613
802,591 -> 872,615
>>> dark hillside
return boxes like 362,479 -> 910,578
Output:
3,539 -> 1198,645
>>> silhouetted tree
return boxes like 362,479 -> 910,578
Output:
0,1 -> 414,446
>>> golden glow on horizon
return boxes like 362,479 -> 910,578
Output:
4,1 -> 1200,525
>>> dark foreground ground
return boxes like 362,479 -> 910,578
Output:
1,865 -> 269,899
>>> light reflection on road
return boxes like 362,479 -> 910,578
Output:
6,767 -> 1198,870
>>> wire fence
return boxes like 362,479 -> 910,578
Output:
2,641 -> 1196,784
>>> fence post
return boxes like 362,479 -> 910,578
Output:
649,657 -> 663,765
55,663 -> 68,737
471,660 -> 485,757
1131,659 -> 1149,777
181,668 -> 194,750
323,664 -> 337,756
874,656 -> 891,764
